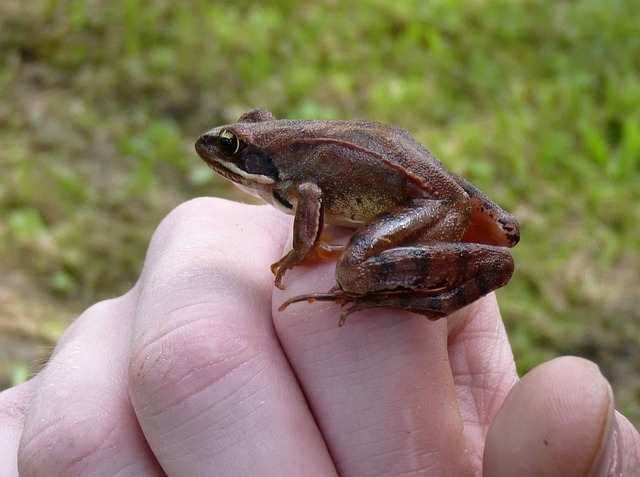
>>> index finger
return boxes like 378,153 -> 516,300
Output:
273,242 -> 473,476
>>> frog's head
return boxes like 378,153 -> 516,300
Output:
195,110 -> 283,195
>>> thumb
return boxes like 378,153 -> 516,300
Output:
483,356 -> 628,476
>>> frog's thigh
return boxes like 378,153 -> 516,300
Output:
344,199 -> 469,261
336,243 -> 514,296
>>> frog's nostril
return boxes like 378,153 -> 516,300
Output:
195,135 -> 214,155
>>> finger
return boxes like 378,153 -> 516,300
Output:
446,294 -> 519,470
274,249 -> 473,476
483,356 -> 614,477
0,380 -> 38,477
128,199 -> 336,477
17,293 -> 163,476
591,410 -> 640,476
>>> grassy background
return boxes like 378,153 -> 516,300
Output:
1,0 -> 638,425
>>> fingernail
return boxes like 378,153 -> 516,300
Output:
588,383 -> 620,477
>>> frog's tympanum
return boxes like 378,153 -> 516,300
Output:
195,109 -> 520,325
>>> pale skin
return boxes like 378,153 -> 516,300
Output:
1,199 -> 639,476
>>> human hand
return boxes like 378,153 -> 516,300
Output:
2,198 -> 638,476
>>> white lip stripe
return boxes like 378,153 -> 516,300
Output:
215,160 -> 275,185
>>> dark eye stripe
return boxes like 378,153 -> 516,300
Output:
243,152 -> 279,180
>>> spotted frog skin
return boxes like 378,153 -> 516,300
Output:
195,109 -> 520,325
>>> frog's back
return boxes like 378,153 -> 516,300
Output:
268,118 -> 441,168
300,119 -> 446,191
254,116 -> 453,200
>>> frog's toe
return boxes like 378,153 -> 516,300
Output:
278,289 -> 347,311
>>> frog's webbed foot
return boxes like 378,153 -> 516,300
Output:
280,285 -> 418,327
278,286 -> 359,327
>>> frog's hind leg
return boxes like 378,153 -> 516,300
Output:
349,276 -> 506,320
279,242 -> 514,326
335,242 -> 515,319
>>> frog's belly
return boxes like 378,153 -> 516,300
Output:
324,194 -> 398,228
324,213 -> 365,228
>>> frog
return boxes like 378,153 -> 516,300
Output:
195,109 -> 520,326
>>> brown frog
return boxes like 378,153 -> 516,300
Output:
195,109 -> 520,325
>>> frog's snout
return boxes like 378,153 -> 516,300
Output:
195,134 -> 216,158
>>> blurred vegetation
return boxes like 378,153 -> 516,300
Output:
0,0 -> 638,425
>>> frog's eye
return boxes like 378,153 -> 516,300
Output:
218,129 -> 241,156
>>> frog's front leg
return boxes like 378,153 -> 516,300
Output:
270,182 -> 342,289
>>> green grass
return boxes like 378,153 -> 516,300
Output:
1,0 -> 638,423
